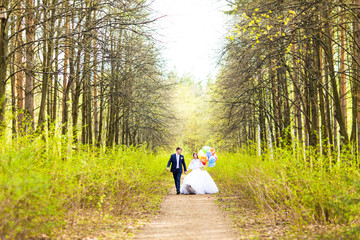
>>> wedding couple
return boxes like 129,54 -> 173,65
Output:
166,147 -> 218,195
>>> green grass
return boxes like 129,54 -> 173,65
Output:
0,133 -> 171,239
3,132 -> 359,239
210,147 -> 360,239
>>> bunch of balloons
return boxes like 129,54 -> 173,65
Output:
198,146 -> 217,167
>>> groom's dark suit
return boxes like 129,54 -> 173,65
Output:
167,154 -> 187,193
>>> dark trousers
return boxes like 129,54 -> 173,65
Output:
172,168 -> 181,191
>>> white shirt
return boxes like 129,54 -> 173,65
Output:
176,154 -> 180,168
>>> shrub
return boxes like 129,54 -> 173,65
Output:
210,148 -> 360,238
0,134 -> 170,239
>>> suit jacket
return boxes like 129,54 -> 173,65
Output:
167,154 -> 187,173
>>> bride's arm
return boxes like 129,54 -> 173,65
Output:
188,160 -> 194,171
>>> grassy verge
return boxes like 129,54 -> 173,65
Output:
0,134 -> 171,239
210,148 -> 360,239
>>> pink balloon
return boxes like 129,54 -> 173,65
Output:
214,154 -> 218,162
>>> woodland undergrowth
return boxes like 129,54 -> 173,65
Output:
0,133 -> 170,239
210,146 -> 360,239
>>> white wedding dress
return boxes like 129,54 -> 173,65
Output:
180,159 -> 219,194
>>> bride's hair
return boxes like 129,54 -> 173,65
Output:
193,153 -> 199,159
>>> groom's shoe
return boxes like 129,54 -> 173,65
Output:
177,190 -> 180,195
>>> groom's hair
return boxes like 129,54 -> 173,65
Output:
176,147 -> 182,151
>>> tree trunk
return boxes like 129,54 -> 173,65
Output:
15,10 -> 24,133
340,6 -> 347,129
25,0 -> 35,132
9,17 -> 16,135
269,59 -> 279,147
52,42 -> 58,124
319,46 -> 328,154
62,0 -> 70,135
355,0 -> 360,153
310,25 -> 320,148
97,58 -> 104,147
38,0 -> 54,130
324,54 -> 333,149
323,2 -> 349,145
258,76 -> 267,152
82,1 -> 93,144
72,49 -> 81,143
292,44 -> 303,145
93,38 -> 99,142
0,0 -> 9,131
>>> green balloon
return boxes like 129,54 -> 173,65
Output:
202,146 -> 211,153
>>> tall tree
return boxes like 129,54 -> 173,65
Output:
0,0 -> 9,130
24,0 -> 35,132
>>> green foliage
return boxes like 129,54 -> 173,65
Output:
168,74 -> 213,150
0,134 -> 170,239
211,149 -> 360,238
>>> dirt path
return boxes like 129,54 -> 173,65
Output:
135,185 -> 238,240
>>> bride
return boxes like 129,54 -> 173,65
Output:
180,153 -> 219,194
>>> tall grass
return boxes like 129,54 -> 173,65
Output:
0,133 -> 170,239
210,147 -> 360,239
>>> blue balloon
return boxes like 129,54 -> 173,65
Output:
209,156 -> 216,164
206,151 -> 212,158
209,161 -> 216,168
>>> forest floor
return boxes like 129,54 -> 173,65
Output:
215,193 -> 294,239
58,176 -> 326,239
135,185 -> 238,240
134,171 -> 307,240
135,188 -> 238,239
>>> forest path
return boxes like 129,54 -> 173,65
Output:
135,185 -> 238,240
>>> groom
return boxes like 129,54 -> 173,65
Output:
167,147 -> 187,194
